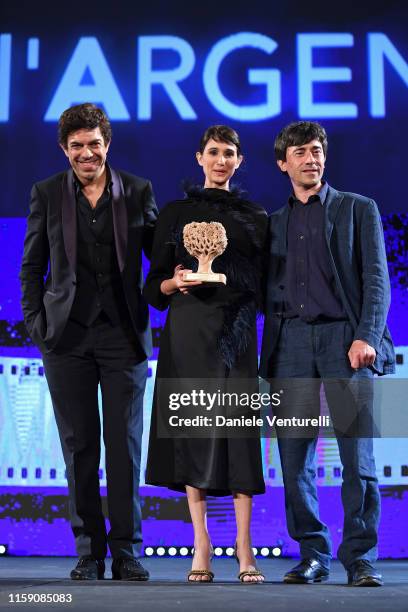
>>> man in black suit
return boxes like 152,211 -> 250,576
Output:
260,121 -> 395,587
20,103 -> 158,580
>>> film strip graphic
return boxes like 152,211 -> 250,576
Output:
0,353 -> 407,488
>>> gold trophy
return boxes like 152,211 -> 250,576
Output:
182,221 -> 228,284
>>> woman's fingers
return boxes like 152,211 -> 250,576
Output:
174,267 -> 203,292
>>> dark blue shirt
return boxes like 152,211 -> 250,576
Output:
284,182 -> 346,322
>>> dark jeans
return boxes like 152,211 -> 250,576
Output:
268,318 -> 380,570
42,317 -> 148,560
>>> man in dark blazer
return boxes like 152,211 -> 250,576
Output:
20,103 -> 158,580
260,121 -> 395,587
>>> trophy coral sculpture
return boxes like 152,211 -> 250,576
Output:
182,221 -> 228,284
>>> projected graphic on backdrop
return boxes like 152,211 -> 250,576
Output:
1,25 -> 407,217
1,32 -> 407,123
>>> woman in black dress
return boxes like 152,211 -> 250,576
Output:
144,126 -> 267,582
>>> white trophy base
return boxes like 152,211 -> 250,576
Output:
183,272 -> 227,285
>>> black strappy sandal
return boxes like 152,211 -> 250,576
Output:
234,543 -> 264,583
187,545 -> 215,583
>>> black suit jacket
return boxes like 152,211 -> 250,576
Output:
259,186 -> 395,377
20,166 -> 158,356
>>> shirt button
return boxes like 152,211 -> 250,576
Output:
300,304 -> 304,309
96,302 -> 101,307
92,218 -> 96,223
95,243 -> 100,247
300,282 -> 305,286
299,234 -> 304,240
97,273 -> 103,277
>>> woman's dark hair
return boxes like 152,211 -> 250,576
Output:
199,125 -> 242,156
58,103 -> 112,147
274,121 -> 328,161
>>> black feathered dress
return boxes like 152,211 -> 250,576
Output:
143,187 -> 267,496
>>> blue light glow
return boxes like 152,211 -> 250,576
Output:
368,33 -> 408,118
44,37 -> 130,121
203,32 -> 281,121
27,38 -> 39,70
0,34 -> 12,122
1,31 -> 407,124
297,33 -> 358,118
137,36 -> 196,120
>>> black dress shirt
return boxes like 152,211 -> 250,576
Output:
284,182 -> 346,322
69,173 -> 131,327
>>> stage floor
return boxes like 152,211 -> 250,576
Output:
0,558 -> 407,611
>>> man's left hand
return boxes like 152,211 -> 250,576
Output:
348,340 -> 376,369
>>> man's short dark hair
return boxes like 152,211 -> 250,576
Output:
274,121 -> 328,161
58,103 -> 112,148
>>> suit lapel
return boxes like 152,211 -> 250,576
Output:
110,167 -> 128,273
62,166 -> 128,274
271,205 -> 289,255
324,186 -> 344,244
61,169 -> 77,272
274,187 -> 342,252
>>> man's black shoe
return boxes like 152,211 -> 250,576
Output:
70,556 -> 105,580
283,558 -> 329,584
347,560 -> 383,586
111,557 -> 150,581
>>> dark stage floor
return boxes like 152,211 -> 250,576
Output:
0,558 -> 407,611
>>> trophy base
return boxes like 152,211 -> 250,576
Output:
183,272 -> 227,285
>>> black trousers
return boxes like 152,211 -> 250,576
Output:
42,317 -> 148,559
